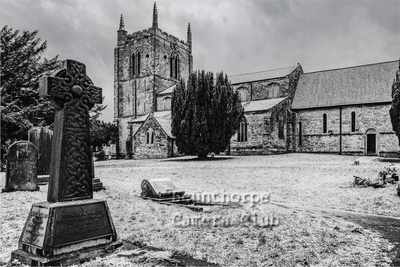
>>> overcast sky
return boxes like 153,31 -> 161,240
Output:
1,0 -> 399,121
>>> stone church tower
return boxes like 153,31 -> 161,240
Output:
114,3 -> 192,156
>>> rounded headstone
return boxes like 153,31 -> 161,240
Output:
3,141 -> 39,192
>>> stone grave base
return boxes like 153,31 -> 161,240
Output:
11,240 -> 121,266
37,174 -> 50,185
34,175 -> 105,191
2,182 -> 39,192
10,199 -> 118,266
93,177 -> 106,191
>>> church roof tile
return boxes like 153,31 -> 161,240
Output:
292,60 -> 399,109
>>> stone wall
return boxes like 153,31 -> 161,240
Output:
233,77 -> 290,102
117,117 -> 132,155
294,103 -> 399,155
232,65 -> 303,103
231,112 -> 266,154
229,66 -> 302,155
154,30 -> 191,86
133,116 -> 173,159
156,95 -> 172,111
230,101 -> 290,155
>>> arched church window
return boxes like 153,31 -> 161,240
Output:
137,52 -> 141,75
351,111 -> 356,132
131,53 -> 135,77
323,113 -> 327,133
170,55 -> 179,79
265,83 -> 280,98
237,118 -> 248,142
163,96 -> 171,110
146,129 -> 154,144
131,52 -> 141,77
170,57 -> 173,78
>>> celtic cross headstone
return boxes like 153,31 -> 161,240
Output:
40,59 -> 102,202
11,60 -> 118,266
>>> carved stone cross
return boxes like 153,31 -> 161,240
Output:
39,60 -> 102,202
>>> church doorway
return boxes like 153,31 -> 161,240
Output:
365,129 -> 377,156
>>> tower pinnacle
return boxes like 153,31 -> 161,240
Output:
152,2 -> 158,28
187,23 -> 192,51
119,14 -> 125,31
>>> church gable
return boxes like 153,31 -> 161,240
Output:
133,113 -> 173,159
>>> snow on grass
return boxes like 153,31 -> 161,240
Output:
0,153 -> 397,266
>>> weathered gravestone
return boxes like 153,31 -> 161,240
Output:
28,126 -> 53,184
2,141 -> 39,192
11,60 -> 118,266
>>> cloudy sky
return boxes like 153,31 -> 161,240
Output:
1,0 -> 399,121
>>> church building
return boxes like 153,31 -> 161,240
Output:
229,65 -> 303,154
114,3 -> 399,159
114,3 -> 192,158
292,60 -> 400,156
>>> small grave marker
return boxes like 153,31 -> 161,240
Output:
3,141 -> 39,192
28,126 -> 53,184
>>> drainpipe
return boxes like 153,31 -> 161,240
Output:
339,107 -> 342,155
115,48 -> 121,159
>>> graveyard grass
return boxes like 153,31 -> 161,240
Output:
1,153 -> 398,266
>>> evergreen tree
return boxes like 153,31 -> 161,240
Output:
390,61 -> 400,146
90,120 -> 118,150
1,25 -> 59,142
172,70 -> 243,159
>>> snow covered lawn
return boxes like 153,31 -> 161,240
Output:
0,153 -> 398,266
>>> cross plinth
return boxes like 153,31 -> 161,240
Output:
39,59 -> 102,202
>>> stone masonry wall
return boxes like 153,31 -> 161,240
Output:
233,77 -> 290,102
295,104 -> 399,155
117,117 -> 131,154
133,116 -> 171,159
156,95 -> 172,111
231,112 -> 267,154
230,102 -> 289,155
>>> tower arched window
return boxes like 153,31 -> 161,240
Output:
137,52 -> 141,75
170,55 -> 179,79
131,52 -> 141,77
131,53 -> 135,77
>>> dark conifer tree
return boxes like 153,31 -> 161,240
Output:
390,61 -> 400,146
1,25 -> 60,142
171,70 -> 243,159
